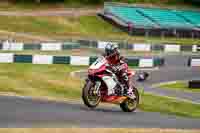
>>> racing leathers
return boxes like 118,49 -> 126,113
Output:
105,56 -> 134,97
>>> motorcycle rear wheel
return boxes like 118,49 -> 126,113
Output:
120,87 -> 139,112
82,80 -> 101,108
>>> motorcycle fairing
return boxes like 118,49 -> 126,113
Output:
102,75 -> 116,95
87,56 -> 132,104
102,96 -> 127,104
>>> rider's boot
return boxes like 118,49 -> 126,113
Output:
123,85 -> 136,99
120,72 -> 136,99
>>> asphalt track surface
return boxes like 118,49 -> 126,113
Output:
0,54 -> 199,128
137,54 -> 200,103
0,95 -> 200,128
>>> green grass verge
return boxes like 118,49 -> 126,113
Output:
0,49 -> 165,56
0,49 -> 101,56
0,1 -> 100,10
0,16 -> 121,39
0,63 -> 86,99
0,63 -> 199,118
0,15 -> 199,45
157,81 -> 200,93
139,92 -> 200,118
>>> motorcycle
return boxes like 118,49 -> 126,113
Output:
82,56 -> 140,112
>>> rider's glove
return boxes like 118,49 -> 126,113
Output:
111,65 -> 118,72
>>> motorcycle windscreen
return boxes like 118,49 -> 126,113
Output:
102,76 -> 117,95
89,56 -> 106,69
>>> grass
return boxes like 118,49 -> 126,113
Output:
0,49 -> 166,56
0,1 -> 100,10
0,63 -> 199,118
0,128 -> 199,133
157,81 -> 200,93
0,49 -> 102,56
0,16 -> 125,41
0,15 -> 199,45
0,63 -> 86,99
139,92 -> 200,118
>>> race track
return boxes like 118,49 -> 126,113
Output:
0,54 -> 199,128
0,95 -> 200,128
136,67 -> 200,103
136,54 -> 200,103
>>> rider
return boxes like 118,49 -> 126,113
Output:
104,43 -> 135,98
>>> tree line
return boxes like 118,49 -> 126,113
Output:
6,0 -> 200,5
8,0 -> 105,4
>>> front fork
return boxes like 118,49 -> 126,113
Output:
93,81 -> 101,96
87,77 -> 101,96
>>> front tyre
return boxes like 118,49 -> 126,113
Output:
120,87 -> 140,112
82,79 -> 101,108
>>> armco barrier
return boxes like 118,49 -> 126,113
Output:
70,56 -> 90,66
0,43 -> 2,49
197,45 -> 200,52
126,57 -> 139,67
189,80 -> 200,88
53,56 -> 70,64
0,40 -> 199,53
0,53 -> 164,67
139,58 -> 153,68
192,45 -> 197,52
151,44 -> 164,51
23,43 -> 41,50
0,53 -> 14,63
194,45 -> 200,52
164,45 -> 180,52
41,42 -> 62,51
78,40 -> 98,48
181,45 -> 193,52
32,55 -> 53,64
133,44 -> 151,52
62,42 -> 80,49
2,42 -> 24,51
188,57 -> 200,67
14,55 -> 33,63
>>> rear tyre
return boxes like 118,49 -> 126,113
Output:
82,79 -> 101,108
120,87 -> 139,112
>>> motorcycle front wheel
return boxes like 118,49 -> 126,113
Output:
82,79 -> 101,108
120,87 -> 140,112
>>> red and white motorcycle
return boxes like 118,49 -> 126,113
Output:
82,56 -> 140,112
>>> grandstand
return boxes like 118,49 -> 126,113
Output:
100,3 -> 200,38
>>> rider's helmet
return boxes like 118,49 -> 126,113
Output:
105,43 -> 120,64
